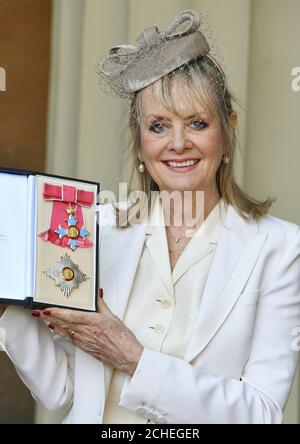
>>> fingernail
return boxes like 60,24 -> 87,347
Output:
99,288 -> 103,299
32,311 -> 40,318
43,310 -> 51,316
48,323 -> 54,330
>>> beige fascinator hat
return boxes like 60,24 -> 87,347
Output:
97,10 -> 211,97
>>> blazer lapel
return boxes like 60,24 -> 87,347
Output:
172,241 -> 214,285
172,199 -> 228,284
184,205 -> 268,363
143,195 -> 173,297
145,227 -> 174,297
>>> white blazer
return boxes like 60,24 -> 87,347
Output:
0,203 -> 300,424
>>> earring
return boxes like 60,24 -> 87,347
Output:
138,162 -> 145,173
223,155 -> 229,165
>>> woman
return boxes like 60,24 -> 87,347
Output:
0,10 -> 300,424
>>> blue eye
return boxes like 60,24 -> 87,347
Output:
149,122 -> 167,134
190,120 -> 208,130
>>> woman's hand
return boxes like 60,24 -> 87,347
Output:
35,291 -> 144,377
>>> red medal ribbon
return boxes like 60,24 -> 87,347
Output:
39,183 -> 94,250
43,184 -> 94,207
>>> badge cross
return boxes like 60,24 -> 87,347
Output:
55,203 -> 90,251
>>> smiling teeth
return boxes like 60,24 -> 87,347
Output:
166,160 -> 199,167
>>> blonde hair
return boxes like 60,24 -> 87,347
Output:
122,55 -> 274,226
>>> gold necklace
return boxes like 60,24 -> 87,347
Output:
165,197 -> 220,244
166,225 -> 197,244
166,228 -> 192,255
166,228 -> 186,243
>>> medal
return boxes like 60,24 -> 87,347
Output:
44,253 -> 88,297
39,183 -> 94,251
55,203 -> 90,251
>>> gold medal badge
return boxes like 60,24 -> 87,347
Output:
44,253 -> 88,297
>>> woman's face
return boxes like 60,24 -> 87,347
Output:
139,83 -> 233,196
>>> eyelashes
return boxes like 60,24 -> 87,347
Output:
148,120 -> 209,134
190,120 -> 209,130
149,122 -> 167,134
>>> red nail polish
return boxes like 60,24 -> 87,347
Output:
43,310 -> 51,316
99,288 -> 103,299
32,311 -> 40,318
48,323 -> 54,330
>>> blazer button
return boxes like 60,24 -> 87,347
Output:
154,324 -> 165,333
161,299 -> 172,309
151,324 -> 165,333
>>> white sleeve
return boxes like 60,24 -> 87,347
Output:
0,306 -> 74,411
119,230 -> 300,424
